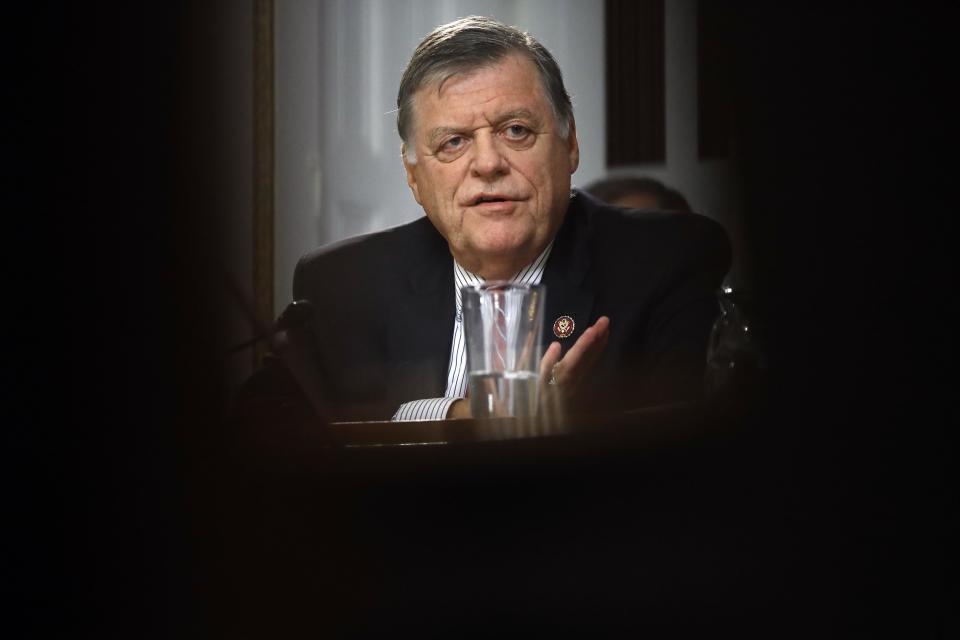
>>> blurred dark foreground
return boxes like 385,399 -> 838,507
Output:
7,2 -> 951,637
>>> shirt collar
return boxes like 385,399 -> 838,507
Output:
453,241 -> 554,319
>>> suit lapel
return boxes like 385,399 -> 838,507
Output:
541,193 -> 595,357
385,220 -> 454,399
382,195 -> 597,399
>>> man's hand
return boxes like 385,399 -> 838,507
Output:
446,316 -> 611,421
447,398 -> 471,420
539,316 -> 611,414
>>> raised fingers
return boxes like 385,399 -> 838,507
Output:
540,341 -> 562,383
549,316 -> 610,390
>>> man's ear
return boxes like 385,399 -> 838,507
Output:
401,143 -> 422,205
567,120 -> 580,175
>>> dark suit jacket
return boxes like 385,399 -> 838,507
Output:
247,189 -> 730,422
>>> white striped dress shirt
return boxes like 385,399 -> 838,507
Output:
392,242 -> 554,421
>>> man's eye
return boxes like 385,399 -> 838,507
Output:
504,124 -> 531,139
441,136 -> 465,152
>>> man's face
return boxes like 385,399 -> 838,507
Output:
403,54 -> 579,278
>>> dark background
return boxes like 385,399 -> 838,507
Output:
6,2 -> 953,636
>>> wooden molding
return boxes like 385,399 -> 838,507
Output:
253,0 -> 274,367
605,0 -> 666,166
697,1 -> 732,159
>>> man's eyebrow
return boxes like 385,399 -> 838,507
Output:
427,126 -> 461,146
495,108 -> 537,125
426,109 -> 542,145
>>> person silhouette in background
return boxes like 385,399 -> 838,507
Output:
583,175 -> 692,212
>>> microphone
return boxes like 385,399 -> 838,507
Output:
227,299 -> 315,354
222,266 -> 334,443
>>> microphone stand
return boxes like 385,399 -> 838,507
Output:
221,269 -> 334,431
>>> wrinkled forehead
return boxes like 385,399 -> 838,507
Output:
408,55 -> 551,137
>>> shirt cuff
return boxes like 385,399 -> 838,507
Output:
392,397 -> 461,422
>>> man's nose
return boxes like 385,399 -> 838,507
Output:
470,134 -> 509,179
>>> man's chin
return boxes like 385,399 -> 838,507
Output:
474,233 -> 530,256
468,219 -> 534,248
461,237 -> 540,275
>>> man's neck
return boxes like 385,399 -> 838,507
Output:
474,263 -> 528,281
454,240 -> 555,282
454,247 -> 540,281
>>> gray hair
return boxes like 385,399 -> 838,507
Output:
397,16 -> 574,157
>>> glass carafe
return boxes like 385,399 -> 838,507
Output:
705,287 -> 765,398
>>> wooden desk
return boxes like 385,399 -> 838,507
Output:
216,399 -> 789,636
328,402 -> 711,448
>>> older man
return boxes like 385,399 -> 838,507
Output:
246,16 -> 729,423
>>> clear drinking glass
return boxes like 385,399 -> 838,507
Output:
705,286 -> 766,398
461,282 -> 546,418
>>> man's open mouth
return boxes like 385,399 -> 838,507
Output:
472,194 -> 512,205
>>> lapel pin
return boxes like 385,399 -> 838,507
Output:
553,315 -> 575,339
